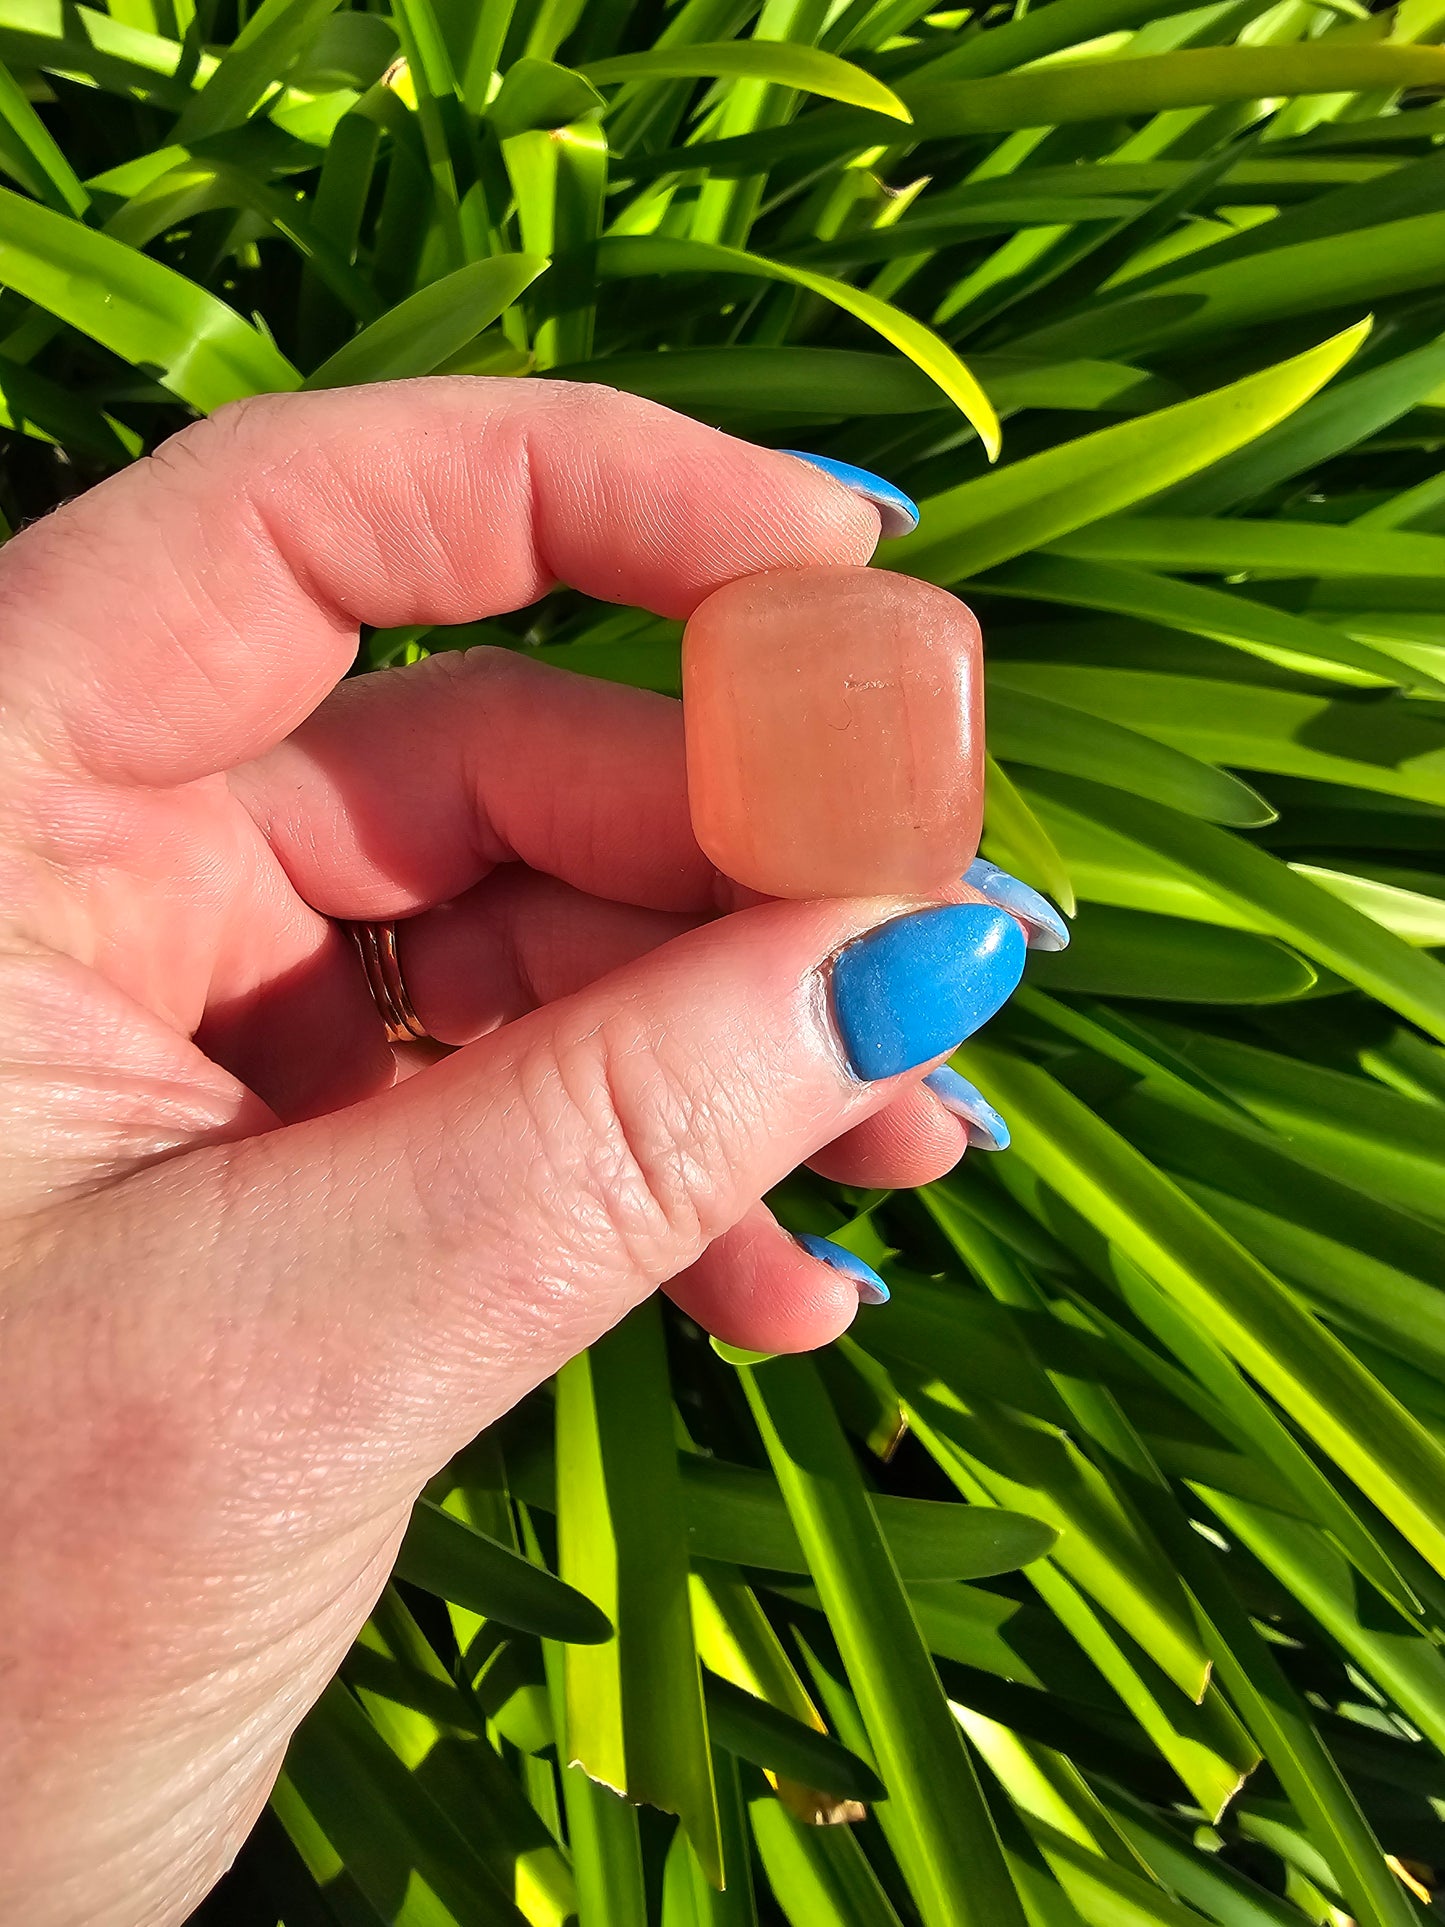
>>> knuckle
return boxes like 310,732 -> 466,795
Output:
411,642 -> 526,701
531,376 -> 622,413
530,1010 -> 754,1279
148,393 -> 288,480
530,376 -> 666,443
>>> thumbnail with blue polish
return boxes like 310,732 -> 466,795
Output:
964,857 -> 1071,952
831,903 -> 1026,1082
796,1233 -> 890,1305
780,451 -> 920,539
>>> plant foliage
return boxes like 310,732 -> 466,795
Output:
9,0 -> 1445,1921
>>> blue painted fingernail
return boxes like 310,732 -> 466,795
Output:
964,858 -> 1070,952
780,450 -> 919,538
831,903 -> 1026,1082
923,1067 -> 1011,1151
796,1233 -> 890,1305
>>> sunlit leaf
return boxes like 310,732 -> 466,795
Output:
893,324 -> 1368,584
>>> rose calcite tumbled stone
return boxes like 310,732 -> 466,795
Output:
682,565 -> 984,899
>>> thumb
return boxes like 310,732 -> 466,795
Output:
96,896 -> 1025,1482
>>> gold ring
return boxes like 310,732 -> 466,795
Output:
347,920 -> 430,1043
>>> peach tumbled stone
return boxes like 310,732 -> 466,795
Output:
683,565 -> 984,900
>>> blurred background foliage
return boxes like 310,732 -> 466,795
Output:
7,0 -> 1445,1920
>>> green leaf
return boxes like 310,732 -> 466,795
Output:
1203,1493 -> 1445,1757
989,683 -> 1274,827
0,182 -> 298,409
749,1792 -> 905,1927
0,350 -> 139,463
104,154 -> 382,323
1158,1029 -> 1445,1224
551,346 -> 1175,420
0,53 -> 87,214
1023,768 -> 1445,1040
878,1316 -> 1220,1718
391,0 -> 486,268
960,1042 -> 1445,1588
504,120 -> 606,365
910,0 -> 1203,83
349,1589 -> 579,1927
691,1560 -> 861,1828
394,1496 -> 612,1643
742,1354 -> 1031,1927
628,44 -> 1445,182
557,1304 -> 723,1884
0,0 -> 204,111
580,42 -> 911,121
958,1710 -> 1222,1926
682,1457 -> 1058,1581
1161,1522 -> 1422,1927
988,663 -> 1445,809
892,323 -> 1368,584
1090,1253 -> 1421,1620
663,1755 -> 757,1927
281,1680 -> 531,1926
1024,214 -> 1445,361
1049,515 -> 1445,582
1109,1798 -> 1321,1927
704,1673 -> 885,1803
509,1425 -> 1057,1579
595,235 -> 1001,458
984,754 -> 1077,917
1192,1181 -> 1445,1380
174,0 -> 342,141
901,1579 -> 1090,1699
1166,328 -> 1445,516
488,55 -> 606,137
304,252 -> 547,386
901,44 -> 1445,150
1027,904 -> 1317,1003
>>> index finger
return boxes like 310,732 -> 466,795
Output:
0,377 -> 881,789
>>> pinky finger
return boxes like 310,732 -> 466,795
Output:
665,1203 -> 889,1355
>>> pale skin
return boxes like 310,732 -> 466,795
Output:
0,378 -> 994,1925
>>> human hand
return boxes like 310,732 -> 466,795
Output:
0,379 -> 1039,1924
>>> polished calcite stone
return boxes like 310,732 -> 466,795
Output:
683,565 -> 983,898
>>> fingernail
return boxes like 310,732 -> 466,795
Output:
923,1067 -> 1011,1151
780,450 -> 919,538
831,903 -> 1026,1082
795,1232 -> 890,1305
964,858 -> 1070,952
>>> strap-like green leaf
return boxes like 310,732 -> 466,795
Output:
962,1043 -> 1445,1586
990,683 -> 1274,826
0,54 -> 86,213
395,1496 -> 612,1643
893,324 -> 1366,584
558,1305 -> 723,1884
175,0 -> 343,142
0,181 -> 299,408
743,1354 -> 1032,1927
304,251 -> 547,385
595,234 -> 1001,457
581,42 -> 910,121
